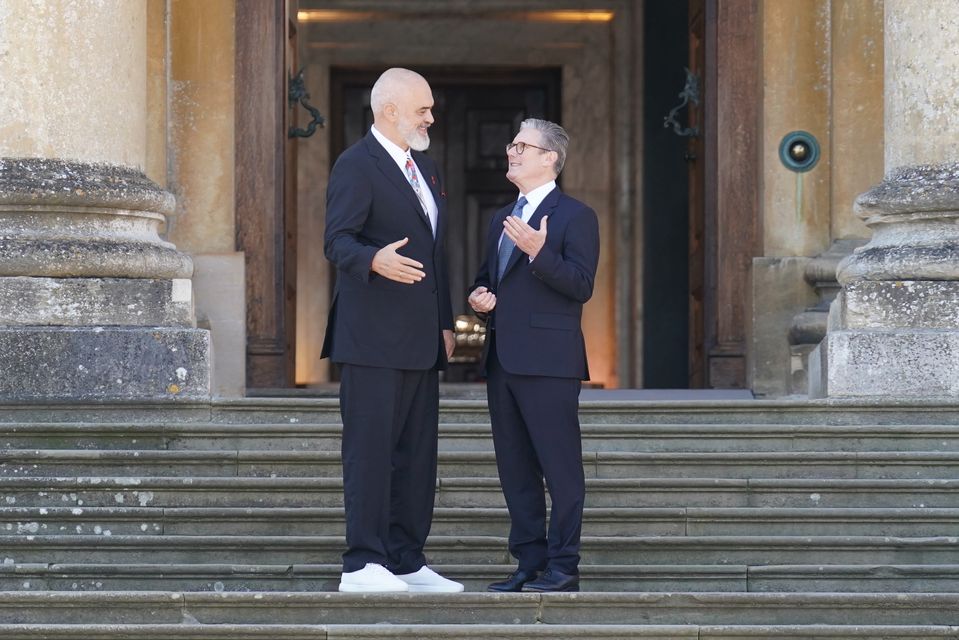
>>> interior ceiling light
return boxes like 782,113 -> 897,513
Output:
297,9 -> 615,23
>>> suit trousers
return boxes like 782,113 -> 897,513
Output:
486,338 -> 585,574
339,363 -> 439,574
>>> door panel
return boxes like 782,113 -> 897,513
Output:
235,0 -> 297,389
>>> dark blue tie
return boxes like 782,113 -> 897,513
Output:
497,196 -> 527,283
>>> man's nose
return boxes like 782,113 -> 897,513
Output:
424,109 -> 434,125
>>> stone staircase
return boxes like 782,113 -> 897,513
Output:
0,398 -> 957,638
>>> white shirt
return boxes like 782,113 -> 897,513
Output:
499,180 -> 557,255
370,125 -> 438,236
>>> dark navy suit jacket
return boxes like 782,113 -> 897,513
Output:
322,131 -> 453,370
472,187 -> 600,380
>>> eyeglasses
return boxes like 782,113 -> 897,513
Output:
506,141 -> 551,155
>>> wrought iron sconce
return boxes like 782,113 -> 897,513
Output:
288,68 -> 325,139
779,131 -> 820,172
663,67 -> 700,138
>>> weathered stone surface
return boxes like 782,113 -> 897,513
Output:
838,164 -> 959,283
192,254 -> 245,398
0,159 -> 173,214
750,258 -> 817,397
837,281 -> 959,330
0,277 -> 194,327
810,330 -> 959,398
0,327 -> 210,401
0,158 -> 191,279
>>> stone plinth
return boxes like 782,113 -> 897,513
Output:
0,277 -> 195,326
0,327 -> 210,401
810,330 -> 959,398
0,158 -> 210,400
812,165 -> 959,399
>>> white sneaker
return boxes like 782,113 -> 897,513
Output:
338,563 -> 409,593
395,566 -> 465,593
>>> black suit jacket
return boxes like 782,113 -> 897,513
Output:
323,131 -> 453,370
471,187 -> 600,380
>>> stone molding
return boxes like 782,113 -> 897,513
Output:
838,163 -> 959,283
0,157 -> 191,279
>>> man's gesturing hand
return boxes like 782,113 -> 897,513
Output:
371,237 -> 426,284
468,286 -> 497,313
503,215 -> 548,260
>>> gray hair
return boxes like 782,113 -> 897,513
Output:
370,67 -> 427,114
520,118 -> 569,175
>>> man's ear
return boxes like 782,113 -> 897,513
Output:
384,103 -> 398,122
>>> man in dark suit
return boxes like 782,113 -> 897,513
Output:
468,119 -> 599,593
323,68 -> 462,593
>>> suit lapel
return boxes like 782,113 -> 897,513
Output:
364,133 -> 433,234
500,186 -> 560,282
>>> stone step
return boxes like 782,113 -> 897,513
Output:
8,398 -> 959,427
5,449 -> 959,480
0,624 -> 700,640
0,591 -> 957,626
3,506 -> 959,538
3,562 -> 959,594
0,563 -> 742,593
438,477 -> 959,509
8,422 -> 959,453
2,624 -> 957,639
209,397 -> 959,427
4,476 -> 959,509
0,534 -> 955,565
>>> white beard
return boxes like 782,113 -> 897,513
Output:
399,119 -> 430,151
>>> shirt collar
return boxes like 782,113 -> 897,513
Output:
371,125 -> 412,168
519,180 -> 557,213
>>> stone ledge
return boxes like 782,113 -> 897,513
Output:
839,281 -> 959,329
855,162 -> 959,218
0,158 -> 174,215
0,327 -> 210,401
0,277 -> 194,327
0,624 -> 956,640
811,330 -> 959,398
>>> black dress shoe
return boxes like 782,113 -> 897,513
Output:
521,568 -> 580,592
487,569 -> 539,592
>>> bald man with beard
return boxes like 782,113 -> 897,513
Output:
323,68 -> 461,593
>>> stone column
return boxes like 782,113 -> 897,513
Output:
810,0 -> 959,398
0,0 -> 210,400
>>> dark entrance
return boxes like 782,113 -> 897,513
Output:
330,67 -> 561,380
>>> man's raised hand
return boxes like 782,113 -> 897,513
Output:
503,215 -> 548,260
371,237 -> 426,284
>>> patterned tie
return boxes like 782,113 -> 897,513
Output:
404,155 -> 428,213
497,196 -> 527,283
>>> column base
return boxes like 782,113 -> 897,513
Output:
0,327 -> 210,401
810,330 -> 959,398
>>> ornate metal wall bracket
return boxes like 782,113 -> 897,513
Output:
288,68 -> 325,139
663,67 -> 700,138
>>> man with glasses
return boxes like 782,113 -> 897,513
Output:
468,119 -> 600,592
